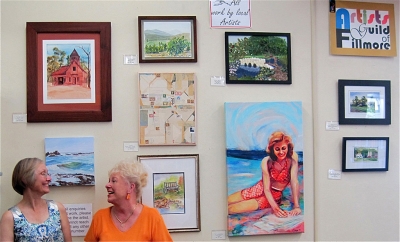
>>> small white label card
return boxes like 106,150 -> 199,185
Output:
328,169 -> 342,180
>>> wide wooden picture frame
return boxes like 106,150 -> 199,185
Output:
138,16 -> 197,63
329,1 -> 397,57
225,32 -> 291,84
342,137 -> 389,172
138,154 -> 201,232
26,22 -> 112,122
338,79 -> 391,125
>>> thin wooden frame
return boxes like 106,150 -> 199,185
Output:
138,16 -> 197,63
329,1 -> 397,57
225,32 -> 292,84
138,154 -> 200,232
26,22 -> 112,122
342,137 -> 389,172
338,79 -> 391,125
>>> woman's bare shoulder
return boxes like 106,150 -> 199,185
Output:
0,209 -> 13,226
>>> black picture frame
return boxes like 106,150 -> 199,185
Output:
342,137 -> 389,172
138,16 -> 197,63
338,79 -> 391,125
225,32 -> 291,84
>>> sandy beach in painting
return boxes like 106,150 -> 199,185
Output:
47,83 -> 91,99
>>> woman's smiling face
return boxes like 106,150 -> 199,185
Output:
105,172 -> 129,204
31,162 -> 51,194
273,141 -> 288,160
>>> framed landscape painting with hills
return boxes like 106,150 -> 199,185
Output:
138,16 -> 197,63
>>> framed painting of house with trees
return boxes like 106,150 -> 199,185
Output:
225,32 -> 291,84
26,22 -> 112,122
338,79 -> 391,125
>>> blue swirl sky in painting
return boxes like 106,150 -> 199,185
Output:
225,102 -> 303,151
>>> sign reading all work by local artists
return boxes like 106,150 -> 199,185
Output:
209,0 -> 251,28
64,203 -> 92,237
330,1 -> 397,57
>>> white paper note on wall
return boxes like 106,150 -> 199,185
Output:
64,203 -> 92,237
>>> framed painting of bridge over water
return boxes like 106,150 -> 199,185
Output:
225,32 -> 291,84
138,154 -> 200,232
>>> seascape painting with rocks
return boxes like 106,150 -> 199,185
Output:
45,137 -> 95,186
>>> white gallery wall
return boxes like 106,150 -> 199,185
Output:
0,0 -> 398,241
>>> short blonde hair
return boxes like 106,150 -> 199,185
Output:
108,160 -> 148,199
12,158 -> 44,195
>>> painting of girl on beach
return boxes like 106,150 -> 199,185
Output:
225,102 -> 304,236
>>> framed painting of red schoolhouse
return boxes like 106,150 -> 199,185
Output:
329,1 -> 397,57
26,22 -> 112,122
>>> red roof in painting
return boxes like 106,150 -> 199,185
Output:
51,66 -> 69,76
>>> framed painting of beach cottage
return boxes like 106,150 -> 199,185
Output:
338,79 -> 391,125
342,137 -> 389,172
26,22 -> 112,122
138,16 -> 197,63
329,1 -> 397,57
225,32 -> 291,84
45,137 -> 95,186
138,154 -> 201,232
138,73 -> 196,146
225,102 -> 304,236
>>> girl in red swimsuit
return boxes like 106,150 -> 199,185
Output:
228,131 -> 302,217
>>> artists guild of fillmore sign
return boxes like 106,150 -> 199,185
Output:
336,8 -> 391,50
330,2 -> 397,57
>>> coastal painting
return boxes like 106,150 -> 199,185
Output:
153,172 -> 185,214
45,137 -> 95,186
225,102 -> 304,236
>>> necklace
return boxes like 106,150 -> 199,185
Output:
113,204 -> 137,227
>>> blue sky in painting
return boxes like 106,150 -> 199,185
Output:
225,102 -> 303,151
143,21 -> 191,34
45,40 -> 92,65
45,137 -> 94,153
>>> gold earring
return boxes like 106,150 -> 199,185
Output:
126,193 -> 130,200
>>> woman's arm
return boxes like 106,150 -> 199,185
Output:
56,202 -> 72,242
289,152 -> 302,216
261,157 -> 287,217
0,210 -> 14,241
